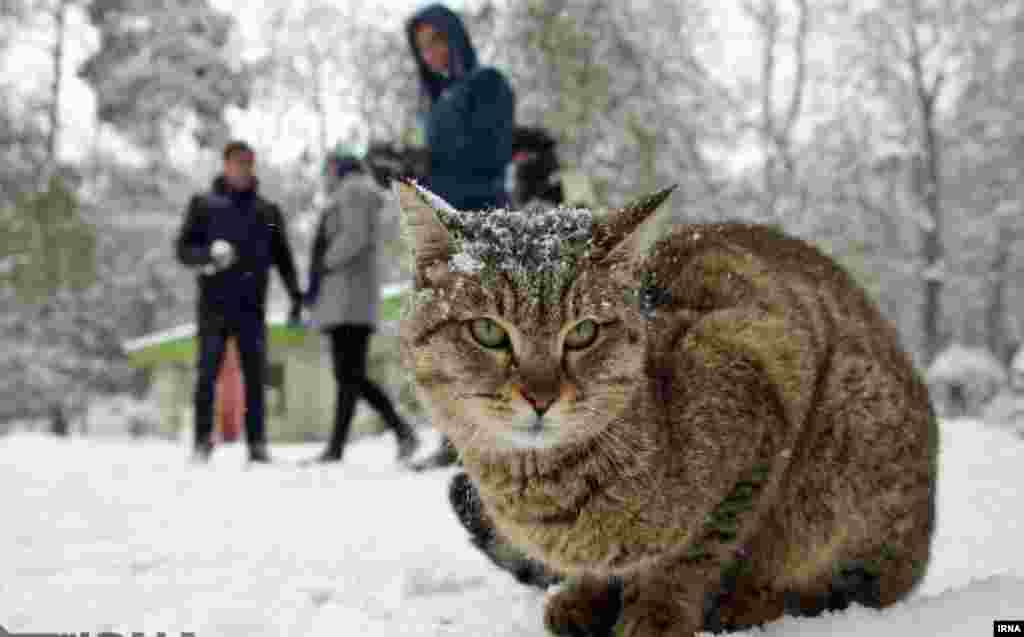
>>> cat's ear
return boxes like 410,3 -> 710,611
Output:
394,180 -> 456,287
592,185 -> 677,264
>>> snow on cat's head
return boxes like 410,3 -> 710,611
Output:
398,180 -> 595,282
441,203 -> 594,277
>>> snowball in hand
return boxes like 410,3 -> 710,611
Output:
211,239 -> 234,267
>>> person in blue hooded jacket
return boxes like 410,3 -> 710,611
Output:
407,3 -> 515,211
406,3 -> 516,471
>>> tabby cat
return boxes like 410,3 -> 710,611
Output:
395,181 -> 937,636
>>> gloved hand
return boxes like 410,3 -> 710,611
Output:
287,297 -> 303,327
210,239 -> 235,270
302,287 -> 318,308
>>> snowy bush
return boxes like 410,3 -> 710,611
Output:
84,394 -> 162,438
927,343 -> 1006,419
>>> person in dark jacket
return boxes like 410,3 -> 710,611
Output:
509,126 -> 564,208
302,151 -> 421,464
407,3 -> 515,210
175,140 -> 303,464
406,3 -> 516,471
509,125 -> 597,210
364,141 -> 430,187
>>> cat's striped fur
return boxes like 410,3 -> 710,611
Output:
396,182 -> 937,636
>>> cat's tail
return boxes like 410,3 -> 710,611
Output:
448,471 -> 564,589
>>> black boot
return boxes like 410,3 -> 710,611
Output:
409,435 -> 459,472
191,439 -> 213,464
248,443 -> 272,464
312,383 -> 357,465
396,428 -> 421,463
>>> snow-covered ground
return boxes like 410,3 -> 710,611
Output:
1,419 -> 1022,636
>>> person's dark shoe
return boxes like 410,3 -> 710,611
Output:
191,440 -> 213,463
396,432 -> 421,463
409,438 -> 459,472
247,444 -> 272,464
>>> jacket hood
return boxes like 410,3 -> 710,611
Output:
407,4 -> 478,103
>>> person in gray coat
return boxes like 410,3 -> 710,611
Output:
303,152 -> 421,464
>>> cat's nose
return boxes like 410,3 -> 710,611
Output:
522,390 -> 556,416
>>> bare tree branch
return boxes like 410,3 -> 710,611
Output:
780,0 -> 809,144
758,0 -> 779,145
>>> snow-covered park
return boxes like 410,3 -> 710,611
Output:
1,418 -> 1022,636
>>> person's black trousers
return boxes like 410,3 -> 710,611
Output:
324,324 -> 414,458
193,311 -> 267,448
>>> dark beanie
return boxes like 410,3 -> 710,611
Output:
326,153 -> 364,181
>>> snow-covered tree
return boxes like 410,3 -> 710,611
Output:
0,175 -> 95,303
945,0 -> 1024,365
248,0 -> 417,157
0,94 -> 48,208
737,0 -> 811,223
0,231 -> 181,424
478,0 -> 736,215
78,0 -> 250,152
783,0 -> 983,364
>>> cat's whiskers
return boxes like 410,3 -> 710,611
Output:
571,403 -> 611,420
464,423 -> 490,450
571,393 -> 632,419
454,391 -> 502,400
570,404 -> 641,473
593,419 -> 633,458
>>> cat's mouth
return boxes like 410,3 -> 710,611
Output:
500,414 -> 564,450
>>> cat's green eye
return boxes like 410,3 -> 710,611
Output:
565,319 -> 599,350
469,318 -> 509,349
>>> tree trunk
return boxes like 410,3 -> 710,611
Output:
920,160 -> 942,364
907,0 -> 945,364
986,229 -> 1011,365
50,402 -> 69,437
750,0 -> 807,222
758,0 -> 779,219
310,51 -> 329,159
46,0 -> 67,170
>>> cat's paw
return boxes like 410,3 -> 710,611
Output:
543,576 -> 622,637
615,588 -> 701,637
615,608 -> 699,637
